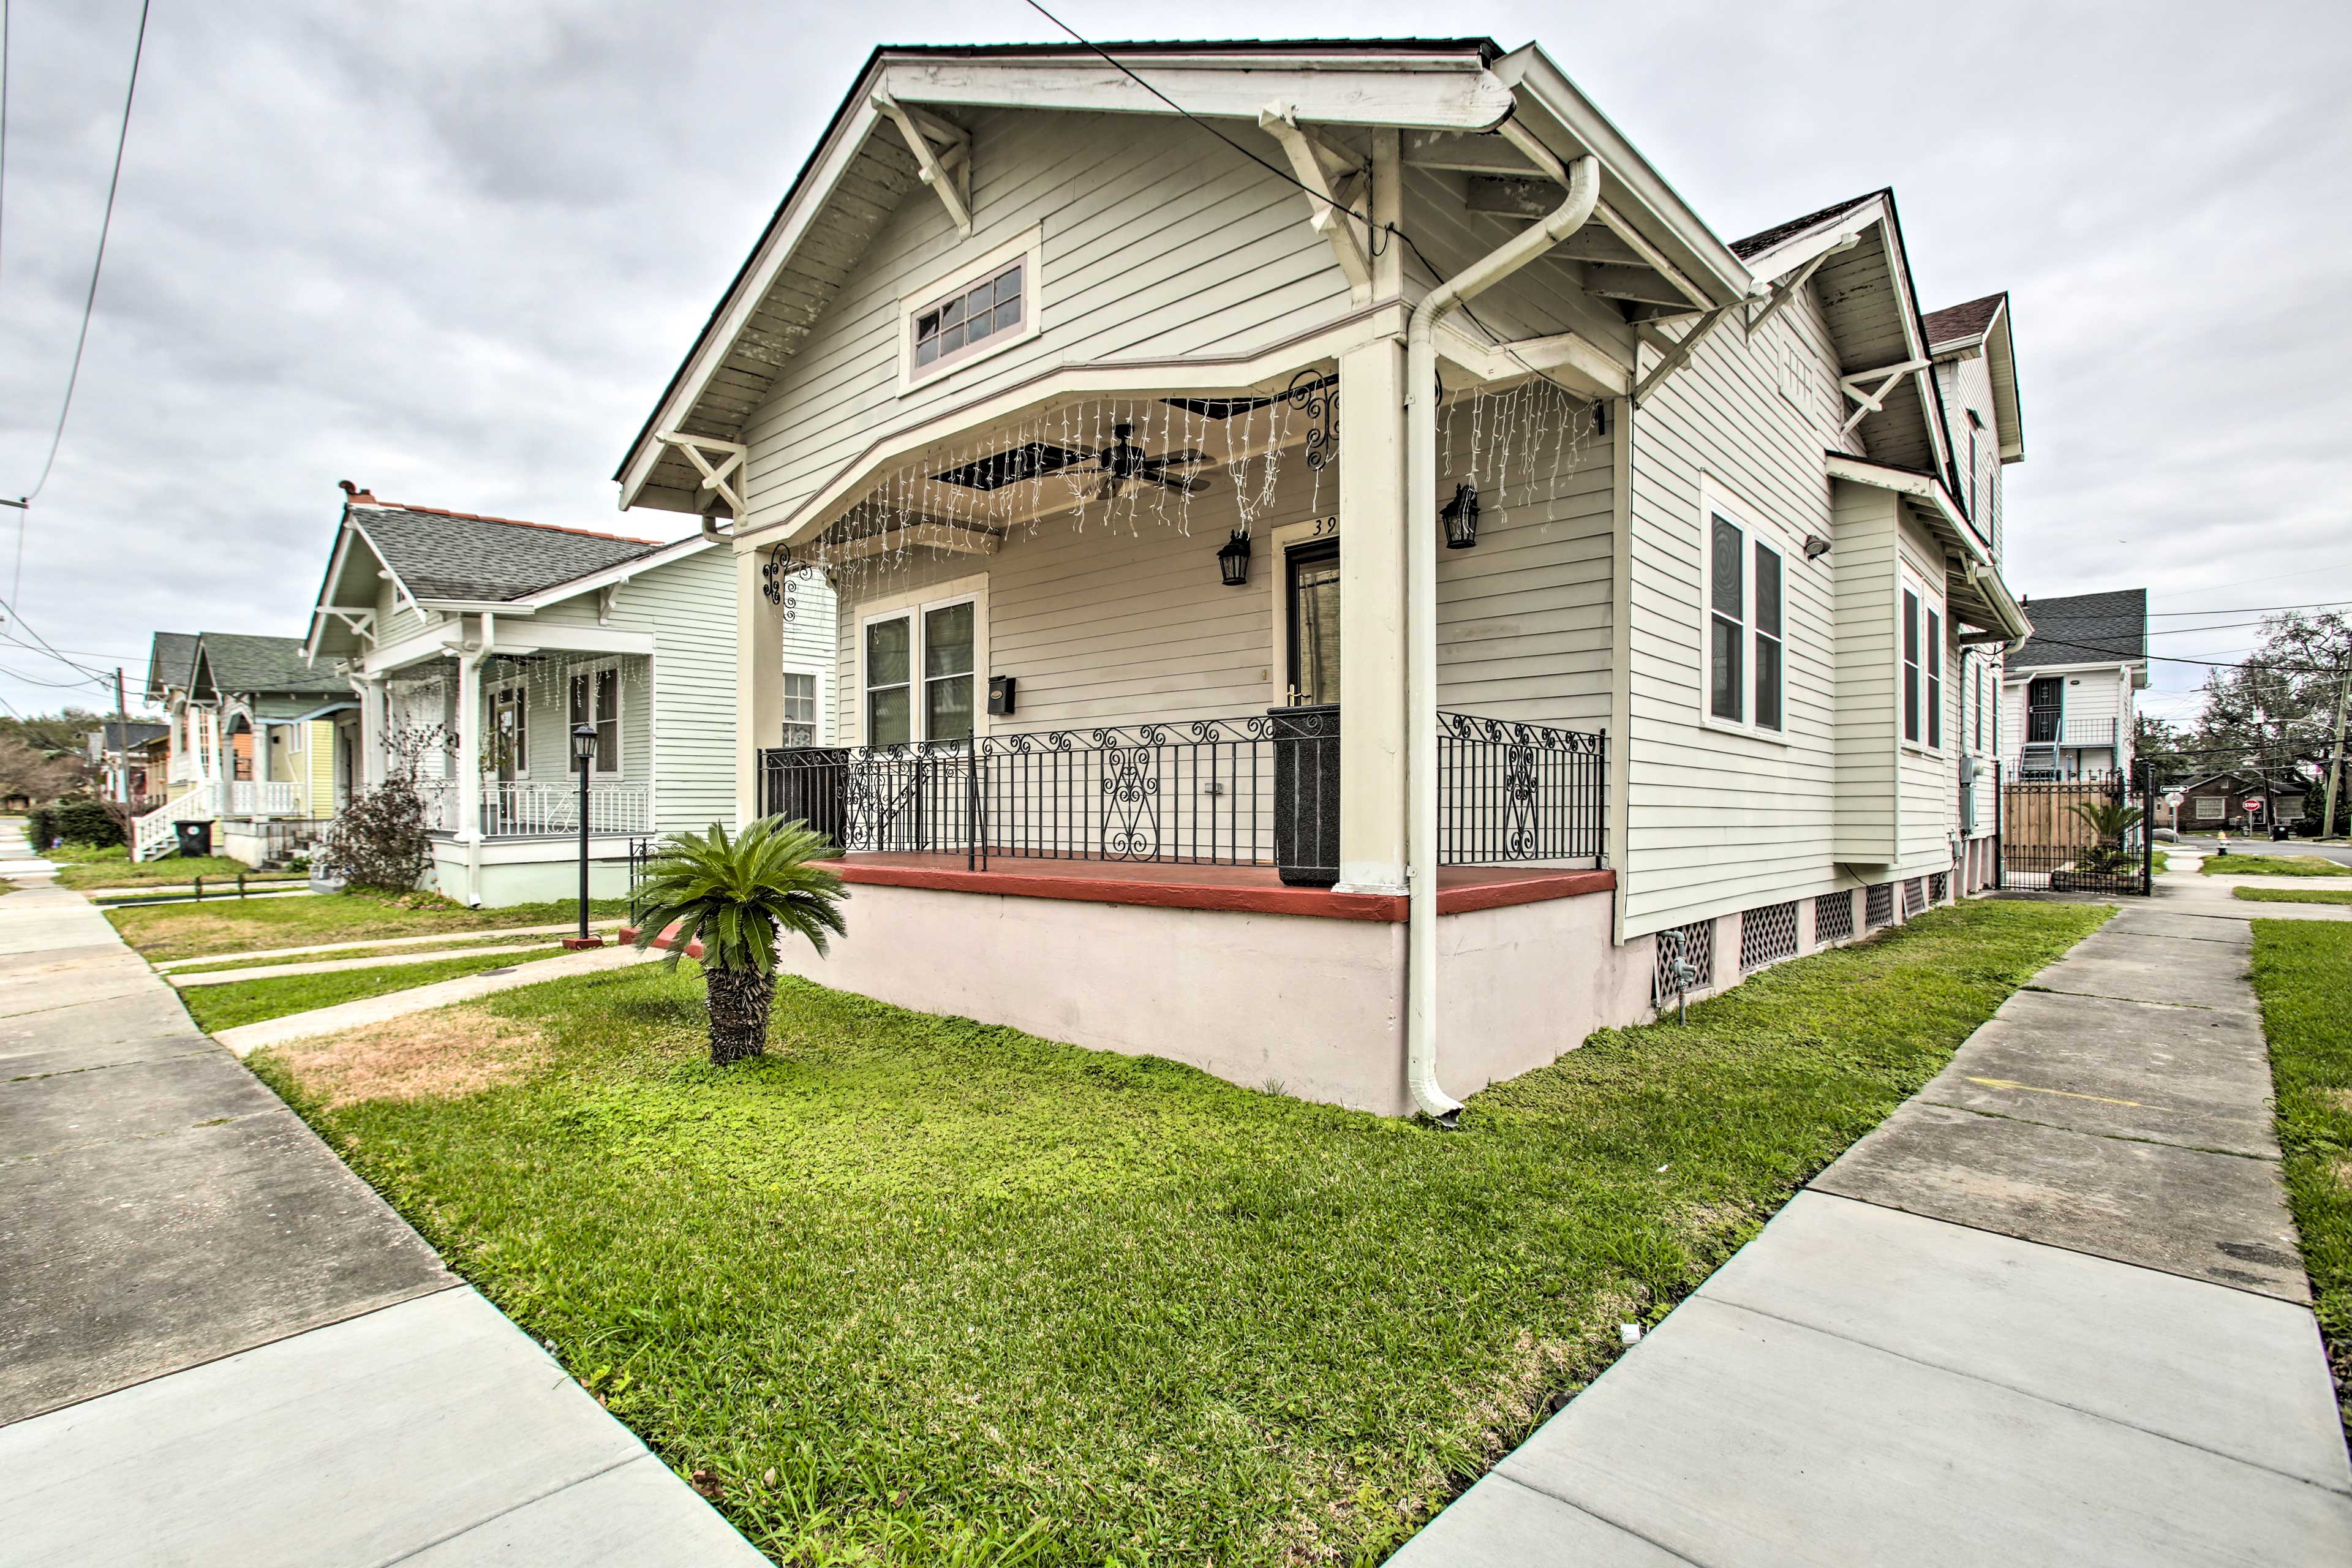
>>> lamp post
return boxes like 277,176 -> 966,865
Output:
565,722 -> 603,949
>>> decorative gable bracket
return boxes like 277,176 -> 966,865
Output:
655,431 -> 748,518
1258,103 -> 1373,303
1837,359 -> 1930,437
872,91 -> 972,237
317,608 -> 377,647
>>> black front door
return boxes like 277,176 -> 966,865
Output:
1285,539 -> 1340,707
2026,677 -> 2062,744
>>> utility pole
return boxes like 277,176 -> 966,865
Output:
2324,662 -> 2351,843
113,668 -> 131,819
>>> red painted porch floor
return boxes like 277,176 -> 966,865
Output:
829,853 -> 1614,922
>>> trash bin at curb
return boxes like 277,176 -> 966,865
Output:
174,820 -> 213,858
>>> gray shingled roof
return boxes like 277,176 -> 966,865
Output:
194,633 -> 347,696
353,503 -> 663,603
145,630 -> 198,699
1923,293 -> 2005,348
2009,588 -> 2147,668
1729,191 -> 1883,260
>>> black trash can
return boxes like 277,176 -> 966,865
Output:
174,820 -> 213,858
1269,703 -> 1340,888
2272,823 -> 2291,842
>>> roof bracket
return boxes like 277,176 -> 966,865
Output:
1838,357 -> 1931,436
1258,102 -> 1374,303
873,91 -> 971,237
595,584 -> 622,627
1632,303 -> 1740,407
655,431 -> 748,518
1743,235 -> 1857,339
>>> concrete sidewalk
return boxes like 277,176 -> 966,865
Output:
1396,872 -> 2352,1566
0,840 -> 764,1565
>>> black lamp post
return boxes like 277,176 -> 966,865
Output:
1217,528 -> 1253,587
565,722 -> 603,949
1441,481 -> 1480,550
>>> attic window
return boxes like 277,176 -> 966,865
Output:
900,228 -> 1044,390
915,263 -> 1022,371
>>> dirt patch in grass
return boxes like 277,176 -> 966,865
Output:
264,1008 -> 548,1108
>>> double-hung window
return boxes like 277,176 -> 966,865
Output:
1705,509 -> 1784,733
1927,608 -> 1943,749
780,670 -> 820,748
864,597 -> 978,746
568,668 -> 620,774
1902,589 -> 1923,744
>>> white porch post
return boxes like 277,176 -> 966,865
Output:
736,542 -> 783,827
455,623 -> 484,845
212,704 -> 234,820
1335,336 -> 1410,893
355,676 -> 387,788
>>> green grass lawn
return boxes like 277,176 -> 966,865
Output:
111,888 -> 630,963
42,845 -> 307,891
180,949 -> 575,1033
2199,853 -> 2352,877
2248,921 -> 2352,1434
252,898 -> 2106,1566
2235,887 -> 2352,907
168,932 -> 571,976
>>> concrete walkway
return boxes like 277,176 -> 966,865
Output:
1396,867 -> 2352,1566
151,918 -> 628,971
167,940 -> 570,988
0,828 -> 764,1564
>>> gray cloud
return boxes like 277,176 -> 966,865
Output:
0,0 -> 2343,725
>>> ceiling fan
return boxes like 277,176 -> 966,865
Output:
1071,424 -> 1212,498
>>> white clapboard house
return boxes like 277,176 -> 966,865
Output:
1998,587 -> 2147,783
303,484 -> 834,906
612,37 -> 2032,1118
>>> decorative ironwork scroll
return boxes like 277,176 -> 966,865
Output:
1285,370 -> 1338,471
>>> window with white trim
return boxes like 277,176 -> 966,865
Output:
1703,506 -> 1784,733
864,595 -> 977,746
568,666 -> 620,775
1927,606 -> 1944,750
913,262 -> 1023,374
780,670 -> 820,748
1902,587 -> 1923,744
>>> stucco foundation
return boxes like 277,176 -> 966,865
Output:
774,871 -> 1638,1117
425,837 -> 635,908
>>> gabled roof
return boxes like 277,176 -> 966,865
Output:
192,633 -> 346,698
615,36 -> 1753,517
1735,189 -> 1953,484
2005,589 -> 2147,669
349,500 -> 664,603
2176,769 -> 2308,796
1924,290 -> 2024,463
145,631 -> 198,701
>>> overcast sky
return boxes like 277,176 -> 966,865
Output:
1,1 -> 2345,726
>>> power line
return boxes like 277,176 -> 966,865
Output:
10,0 -> 149,525
2149,600 -> 2352,617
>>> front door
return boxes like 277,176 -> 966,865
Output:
2026,677 -> 2062,744
1285,539 -> 1340,707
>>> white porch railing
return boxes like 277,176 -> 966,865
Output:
415,778 -> 649,838
227,780 -> 304,815
130,785 -> 216,862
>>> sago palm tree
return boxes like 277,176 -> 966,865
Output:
630,817 -> 848,1065
2066,797 -> 2146,870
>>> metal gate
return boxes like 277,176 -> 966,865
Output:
1996,771 -> 2150,895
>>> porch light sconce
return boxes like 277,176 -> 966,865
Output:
1804,534 -> 1832,560
565,723 -> 603,951
1217,528 -> 1253,587
1441,482 -> 1480,550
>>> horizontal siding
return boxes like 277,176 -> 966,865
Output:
739,108 -> 1353,534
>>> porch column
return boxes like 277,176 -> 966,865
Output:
213,705 -> 233,819
455,630 -> 484,843
355,676 -> 386,788
736,541 -> 783,826
1335,336 -> 1409,892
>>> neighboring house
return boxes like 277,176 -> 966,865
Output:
611,37 -> 2032,1118
2177,769 -> 2308,835
134,631 -> 352,863
85,722 -> 171,807
1999,589 -> 2147,782
302,485 -> 813,905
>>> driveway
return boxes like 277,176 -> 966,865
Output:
0,838 -> 766,1566
1394,868 -> 2352,1564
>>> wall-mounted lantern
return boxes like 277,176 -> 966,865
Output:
1804,534 -> 1832,560
1217,528 -> 1253,587
1441,481 -> 1480,551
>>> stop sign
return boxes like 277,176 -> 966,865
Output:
2243,796 -> 2265,812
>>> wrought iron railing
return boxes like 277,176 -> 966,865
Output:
761,713 -> 1325,875
1436,712 -> 1607,868
758,709 -> 1605,878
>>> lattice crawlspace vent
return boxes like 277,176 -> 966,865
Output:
1813,890 -> 1854,945
1903,877 -> 1926,917
1929,871 -> 1950,905
1740,900 -> 1800,971
1650,919 -> 1715,1008
1866,882 -> 1894,927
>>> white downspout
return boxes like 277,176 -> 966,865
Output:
1403,134 -> 1600,1125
